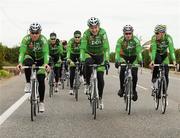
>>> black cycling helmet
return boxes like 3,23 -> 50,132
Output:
50,32 -> 57,38
74,30 -> 81,36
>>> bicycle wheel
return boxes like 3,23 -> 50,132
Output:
92,98 -> 97,119
161,78 -> 167,114
31,81 -> 35,121
34,81 -> 38,116
49,71 -> 54,97
49,84 -> 53,98
128,79 -> 132,115
124,89 -> 128,111
61,69 -> 65,89
75,88 -> 78,101
154,81 -> 160,110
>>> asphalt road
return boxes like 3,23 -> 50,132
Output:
0,65 -> 180,138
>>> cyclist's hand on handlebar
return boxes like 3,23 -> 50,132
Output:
67,59 -> 71,65
44,64 -> 51,73
115,61 -> 120,69
149,61 -> 154,69
173,61 -> 177,66
16,64 -> 22,72
105,61 -> 110,69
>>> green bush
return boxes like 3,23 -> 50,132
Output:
0,70 -> 12,78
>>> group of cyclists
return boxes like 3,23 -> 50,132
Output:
16,17 -> 176,114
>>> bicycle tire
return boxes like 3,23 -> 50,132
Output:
49,85 -> 53,98
92,99 -> 97,119
31,81 -> 35,121
75,88 -> 78,101
124,83 -> 128,111
128,79 -> 132,115
161,77 -> 167,114
155,80 -> 160,110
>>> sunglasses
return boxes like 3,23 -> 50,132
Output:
75,36 -> 80,39
125,33 -> 132,35
51,38 -> 56,40
31,32 -> 39,35
155,32 -> 160,35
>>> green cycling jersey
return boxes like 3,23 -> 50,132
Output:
48,39 -> 63,57
67,38 -> 81,59
115,35 -> 143,63
80,28 -> 110,62
150,34 -> 176,63
18,34 -> 49,64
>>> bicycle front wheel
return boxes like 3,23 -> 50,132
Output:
161,78 -> 167,114
92,98 -> 97,119
31,81 -> 35,121
128,79 -> 132,115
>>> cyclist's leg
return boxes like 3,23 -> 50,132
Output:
85,56 -> 94,85
36,59 -> 46,102
97,71 -> 104,99
37,74 -> 45,102
92,54 -> 104,97
70,67 -> 75,89
23,55 -> 34,83
69,54 -> 76,92
152,54 -> 162,82
119,66 -> 126,97
132,67 -> 138,101
164,65 -> 169,88
54,67 -> 60,83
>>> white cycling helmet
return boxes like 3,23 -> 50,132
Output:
29,22 -> 42,32
154,24 -> 166,33
123,25 -> 134,33
87,17 -> 100,27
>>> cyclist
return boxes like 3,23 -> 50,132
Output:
59,40 -> 68,82
48,32 -> 63,92
67,30 -> 84,95
17,22 -> 50,112
149,25 -> 176,95
115,25 -> 142,101
80,17 -> 110,109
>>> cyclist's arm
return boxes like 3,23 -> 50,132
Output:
102,32 -> 110,62
134,37 -> 143,62
115,38 -> 124,63
167,35 -> 176,62
42,36 -> 49,64
80,32 -> 88,62
150,36 -> 157,63
59,43 -> 63,56
67,39 -> 72,59
18,36 -> 28,64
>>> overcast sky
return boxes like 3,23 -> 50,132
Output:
0,0 -> 179,51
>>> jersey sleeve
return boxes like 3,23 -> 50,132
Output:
80,31 -> 88,62
41,36 -> 49,64
167,35 -> 176,61
150,36 -> 157,62
134,37 -> 143,62
67,39 -> 72,59
102,31 -> 110,62
18,36 -> 28,64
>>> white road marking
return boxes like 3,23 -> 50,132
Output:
0,93 -> 30,126
112,75 -> 148,90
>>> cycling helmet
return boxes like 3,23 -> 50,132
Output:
87,17 -> 100,27
50,32 -> 57,38
74,30 -> 81,36
29,22 -> 42,33
154,24 -> 166,33
123,25 -> 134,33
